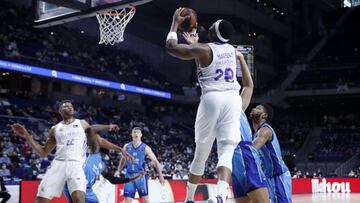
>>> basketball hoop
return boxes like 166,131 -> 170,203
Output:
96,5 -> 136,45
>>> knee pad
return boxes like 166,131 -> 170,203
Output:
189,152 -> 208,176
189,142 -> 214,176
216,141 -> 237,171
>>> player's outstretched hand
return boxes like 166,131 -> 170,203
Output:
130,171 -> 145,181
108,124 -> 119,132
182,32 -> 199,44
114,170 -> 121,177
137,171 -> 145,179
236,50 -> 244,59
121,148 -> 136,163
11,123 -> 30,139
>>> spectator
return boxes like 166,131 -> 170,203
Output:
0,1 -> 183,94
0,164 -> 10,178
0,153 -> 11,166
8,151 -> 19,165
0,176 -> 11,203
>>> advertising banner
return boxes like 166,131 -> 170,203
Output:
19,178 -> 360,202
292,178 -> 360,194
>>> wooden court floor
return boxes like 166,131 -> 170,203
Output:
293,193 -> 360,203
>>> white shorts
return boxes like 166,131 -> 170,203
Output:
37,160 -> 87,200
195,91 -> 242,144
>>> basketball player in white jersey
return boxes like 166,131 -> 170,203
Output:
166,8 -> 242,202
11,100 -> 125,203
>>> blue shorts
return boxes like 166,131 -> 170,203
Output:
266,171 -> 292,203
231,141 -> 268,198
124,174 -> 148,198
64,185 -> 99,203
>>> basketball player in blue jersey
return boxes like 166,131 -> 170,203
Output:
167,8 -> 243,203
63,128 -> 143,203
251,105 -> 292,203
230,44 -> 270,203
116,127 -> 165,203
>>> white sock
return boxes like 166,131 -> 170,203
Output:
185,182 -> 198,201
217,180 -> 230,197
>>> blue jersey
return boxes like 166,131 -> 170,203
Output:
232,111 -> 267,198
253,123 -> 289,178
125,142 -> 147,176
84,153 -> 105,188
240,110 -> 253,142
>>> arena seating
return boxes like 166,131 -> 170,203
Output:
0,1 -> 182,94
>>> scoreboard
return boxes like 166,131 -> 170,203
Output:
234,45 -> 255,84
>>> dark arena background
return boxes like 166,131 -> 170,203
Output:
0,0 -> 360,202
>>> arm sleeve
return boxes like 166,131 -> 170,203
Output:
102,171 -> 131,184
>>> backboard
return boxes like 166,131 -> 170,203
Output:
33,0 -> 152,28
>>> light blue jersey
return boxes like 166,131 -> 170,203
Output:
84,153 -> 105,189
64,153 -> 105,203
253,123 -> 289,178
240,110 -> 253,142
125,142 -> 147,175
124,142 -> 148,198
253,123 -> 292,203
232,110 -> 267,198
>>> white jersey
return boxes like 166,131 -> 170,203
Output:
53,119 -> 87,163
197,42 -> 241,95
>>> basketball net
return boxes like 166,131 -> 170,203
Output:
96,5 -> 136,45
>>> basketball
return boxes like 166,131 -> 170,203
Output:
179,8 -> 197,32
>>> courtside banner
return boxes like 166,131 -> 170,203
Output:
20,179 -> 227,203
292,178 -> 360,194
20,178 -> 360,202
20,177 -> 115,203
115,179 -> 232,203
20,181 -> 67,203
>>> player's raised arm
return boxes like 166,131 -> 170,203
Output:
145,146 -> 165,184
86,127 -> 100,153
80,119 -> 119,132
166,8 -> 208,61
252,127 -> 272,150
91,124 -> 119,132
97,136 -> 134,162
237,51 -> 254,111
11,123 -> 56,158
115,143 -> 128,176
102,168 -> 144,184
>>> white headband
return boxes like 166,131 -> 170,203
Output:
214,20 -> 229,42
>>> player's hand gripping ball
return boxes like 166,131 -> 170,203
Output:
178,8 -> 197,32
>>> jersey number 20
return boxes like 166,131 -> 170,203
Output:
214,68 -> 234,82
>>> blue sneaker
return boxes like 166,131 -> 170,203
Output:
208,195 -> 225,203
